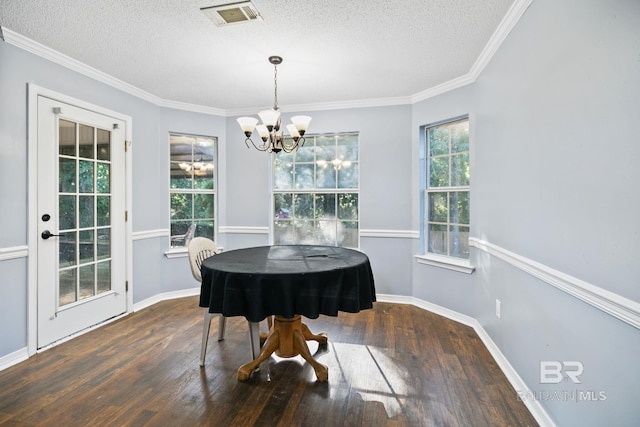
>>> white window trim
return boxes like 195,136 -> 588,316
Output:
415,252 -> 475,274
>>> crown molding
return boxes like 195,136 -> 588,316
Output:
2,1 -> 531,114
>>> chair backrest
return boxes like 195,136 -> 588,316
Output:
187,237 -> 219,282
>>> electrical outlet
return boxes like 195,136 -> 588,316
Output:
496,299 -> 501,319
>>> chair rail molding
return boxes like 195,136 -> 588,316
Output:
132,229 -> 169,241
219,226 -> 269,235
0,245 -> 29,261
360,229 -> 419,239
469,237 -> 640,330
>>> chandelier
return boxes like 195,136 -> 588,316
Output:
236,56 -> 311,153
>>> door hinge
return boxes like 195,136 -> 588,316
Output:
124,140 -> 131,152
125,281 -> 129,292
125,211 -> 128,222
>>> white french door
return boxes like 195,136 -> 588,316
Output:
36,96 -> 127,348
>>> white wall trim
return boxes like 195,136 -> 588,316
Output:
219,226 -> 269,235
376,293 -> 555,427
360,229 -> 419,239
0,347 -> 29,372
470,238 -> 640,330
2,0 -> 532,115
0,245 -> 29,261
133,287 -> 200,312
132,228 -> 169,241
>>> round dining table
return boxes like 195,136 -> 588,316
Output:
199,245 -> 376,381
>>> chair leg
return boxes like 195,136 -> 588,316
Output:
200,309 -> 213,367
248,321 -> 261,360
217,315 -> 227,341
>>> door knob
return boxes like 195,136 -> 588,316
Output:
41,230 -> 61,240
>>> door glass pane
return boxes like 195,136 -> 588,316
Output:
97,261 -> 111,293
78,161 -> 94,193
79,124 -> 95,159
96,163 -> 110,193
79,196 -> 94,228
59,120 -> 76,156
97,129 -> 110,160
59,269 -> 77,306
57,118 -> 112,308
79,264 -> 95,300
59,158 -> 76,193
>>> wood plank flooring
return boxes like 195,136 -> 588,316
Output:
0,297 -> 538,426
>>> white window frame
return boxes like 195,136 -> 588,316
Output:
271,132 -> 360,248
166,133 -> 217,257
416,117 -> 474,274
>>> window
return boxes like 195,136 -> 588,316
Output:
273,133 -> 359,247
169,134 -> 216,248
425,118 -> 470,259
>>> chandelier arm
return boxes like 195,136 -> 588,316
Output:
245,137 -> 270,152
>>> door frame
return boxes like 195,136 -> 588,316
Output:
27,84 -> 133,356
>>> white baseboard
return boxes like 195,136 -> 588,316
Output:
0,347 -> 29,371
132,287 -> 200,312
376,293 -> 555,427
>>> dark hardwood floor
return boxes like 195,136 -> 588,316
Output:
0,297 -> 538,426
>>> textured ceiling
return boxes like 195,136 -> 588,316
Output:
1,0 -> 516,112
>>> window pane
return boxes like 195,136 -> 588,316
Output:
195,220 -> 214,240
274,162 -> 294,189
97,260 -> 111,293
317,220 -> 337,245
451,153 -> 469,186
338,193 -> 358,220
337,162 -> 358,188
59,158 -> 76,193
59,268 -> 77,306
451,121 -> 469,153
314,194 -> 336,219
59,231 -> 77,267
97,196 -> 110,227
429,157 -> 448,187
170,193 -> 192,220
79,124 -> 94,159
97,129 -> 110,161
337,134 -> 358,161
79,230 -> 95,263
449,225 -> 470,259
59,120 -> 76,156
316,164 -> 336,188
274,221 -> 294,244
78,161 -> 94,193
294,164 -> 314,189
79,196 -> 94,228
96,163 -> 110,193
429,127 -> 449,156
340,221 -> 359,248
294,220 -> 316,244
428,192 -> 448,222
97,228 -> 110,260
194,193 -> 214,219
295,143 -> 315,162
79,264 -> 95,299
315,136 -> 335,162
428,224 -> 447,255
449,192 -> 470,225
170,162 -> 193,189
275,193 -> 292,219
59,195 -> 76,230
294,193 -> 314,219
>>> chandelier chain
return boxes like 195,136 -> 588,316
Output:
273,62 -> 278,109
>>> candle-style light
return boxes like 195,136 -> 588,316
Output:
237,56 -> 311,153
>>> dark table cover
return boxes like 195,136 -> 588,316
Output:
200,245 -> 376,322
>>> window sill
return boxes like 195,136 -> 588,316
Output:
415,253 -> 475,274
164,248 -> 188,259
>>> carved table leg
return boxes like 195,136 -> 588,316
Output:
237,330 -> 280,381
293,329 -> 329,382
301,322 -> 328,345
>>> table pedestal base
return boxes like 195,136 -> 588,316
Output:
237,315 -> 328,382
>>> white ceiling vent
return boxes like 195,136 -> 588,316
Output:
201,1 -> 263,26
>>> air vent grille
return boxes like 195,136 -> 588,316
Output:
201,1 -> 263,26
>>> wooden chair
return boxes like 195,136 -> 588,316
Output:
188,237 -> 263,367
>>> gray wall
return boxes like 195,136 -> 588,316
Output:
1,0 -> 639,424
